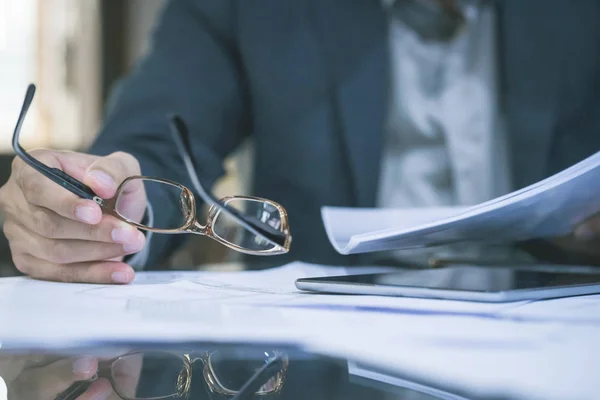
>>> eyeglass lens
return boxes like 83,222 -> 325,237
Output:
212,198 -> 284,251
111,352 -> 188,399
208,349 -> 283,393
115,178 -> 192,230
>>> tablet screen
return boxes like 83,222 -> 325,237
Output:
315,266 -> 600,292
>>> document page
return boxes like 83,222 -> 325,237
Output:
500,294 -> 600,324
322,150 -> 600,254
0,262 -> 528,349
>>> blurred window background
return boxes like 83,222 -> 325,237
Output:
0,0 -> 101,152
0,0 -> 41,151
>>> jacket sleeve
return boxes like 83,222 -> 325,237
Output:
88,0 -> 251,269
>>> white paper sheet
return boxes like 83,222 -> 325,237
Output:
499,294 -> 600,324
0,376 -> 6,400
309,323 -> 600,400
0,262 -> 529,349
322,150 -> 600,254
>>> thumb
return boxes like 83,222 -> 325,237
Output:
83,151 -> 142,199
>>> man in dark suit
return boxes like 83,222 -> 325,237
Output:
1,1 -> 600,397
1,0 -> 599,286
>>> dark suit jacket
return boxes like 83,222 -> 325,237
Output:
89,0 -> 600,269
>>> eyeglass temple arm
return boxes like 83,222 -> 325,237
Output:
53,379 -> 94,400
13,84 -> 101,204
167,114 -> 288,249
230,356 -> 286,400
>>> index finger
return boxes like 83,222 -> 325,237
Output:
18,167 -> 102,224
15,152 -> 103,224
83,151 -> 142,199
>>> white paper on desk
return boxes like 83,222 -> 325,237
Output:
499,294 -> 600,324
0,262 -> 529,349
309,321 -> 600,400
322,150 -> 600,254
4,262 -> 600,400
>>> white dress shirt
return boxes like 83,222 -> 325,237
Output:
376,2 -> 513,264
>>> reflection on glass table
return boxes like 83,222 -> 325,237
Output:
0,343 -> 471,400
51,349 -> 288,400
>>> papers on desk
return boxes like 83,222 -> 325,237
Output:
0,259 -> 593,352
502,293 -> 600,324
0,262 -> 528,349
2,262 -> 600,399
322,150 -> 600,254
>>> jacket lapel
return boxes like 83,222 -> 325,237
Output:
498,0 -> 599,188
312,0 -> 590,202
311,0 -> 390,207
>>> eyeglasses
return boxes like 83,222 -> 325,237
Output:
55,349 -> 289,400
13,84 -> 291,255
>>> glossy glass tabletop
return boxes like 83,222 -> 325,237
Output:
0,342 -> 467,400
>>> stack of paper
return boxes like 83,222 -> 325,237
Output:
322,151 -> 600,254
2,262 -> 600,399
0,263 -> 525,349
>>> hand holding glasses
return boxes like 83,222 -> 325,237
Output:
12,84 -> 291,256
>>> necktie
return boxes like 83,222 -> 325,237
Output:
390,0 -> 481,42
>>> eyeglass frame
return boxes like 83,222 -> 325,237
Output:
54,350 -> 289,400
111,176 -> 290,255
12,83 -> 291,255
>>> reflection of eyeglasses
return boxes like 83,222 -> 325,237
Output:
13,84 -> 291,255
55,350 -> 289,400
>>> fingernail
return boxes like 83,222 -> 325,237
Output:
88,170 -> 114,189
111,270 -> 132,284
575,225 -> 595,241
111,225 -> 137,244
73,357 -> 96,375
76,205 -> 98,224
123,231 -> 145,253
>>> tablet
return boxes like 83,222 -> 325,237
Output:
295,265 -> 600,302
